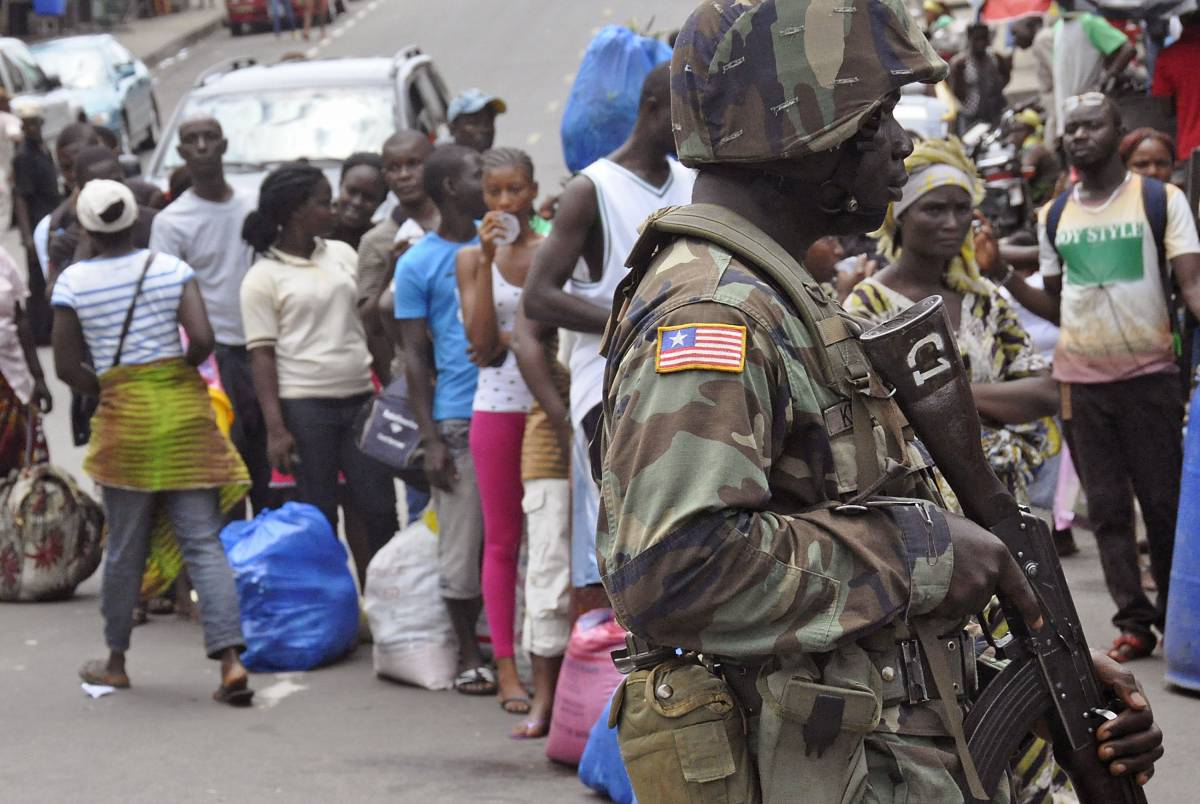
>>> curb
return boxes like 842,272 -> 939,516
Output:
140,15 -> 225,69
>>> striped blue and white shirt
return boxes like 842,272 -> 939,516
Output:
52,250 -> 195,373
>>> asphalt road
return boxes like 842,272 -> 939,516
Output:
5,1 -> 1200,801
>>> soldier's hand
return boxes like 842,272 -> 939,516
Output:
1089,651 -> 1163,785
932,512 -> 1044,629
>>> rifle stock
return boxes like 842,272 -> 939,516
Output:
858,296 -> 1146,804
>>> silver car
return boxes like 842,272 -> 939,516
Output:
31,34 -> 159,153
145,47 -> 451,196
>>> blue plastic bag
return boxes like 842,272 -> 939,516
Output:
561,25 -> 671,173
578,695 -> 637,804
220,502 -> 360,672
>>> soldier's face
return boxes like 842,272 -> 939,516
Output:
846,97 -> 915,228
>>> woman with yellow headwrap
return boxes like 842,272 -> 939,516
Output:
846,137 -> 1073,804
843,138 -> 1058,503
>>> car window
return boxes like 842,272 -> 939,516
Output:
161,84 -> 396,171
33,48 -> 111,90
7,46 -> 48,91
1,54 -> 28,94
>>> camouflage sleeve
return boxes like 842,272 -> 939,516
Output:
599,300 -> 954,659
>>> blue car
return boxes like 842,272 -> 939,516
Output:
31,34 -> 159,153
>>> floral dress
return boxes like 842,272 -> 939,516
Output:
845,275 -> 1052,504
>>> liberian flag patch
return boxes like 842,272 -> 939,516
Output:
655,323 -> 747,374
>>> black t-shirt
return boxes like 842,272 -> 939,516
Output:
12,142 -> 61,223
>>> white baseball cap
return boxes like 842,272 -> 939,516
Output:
76,179 -> 137,233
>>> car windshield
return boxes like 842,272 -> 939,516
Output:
161,85 -> 395,171
34,47 -> 110,90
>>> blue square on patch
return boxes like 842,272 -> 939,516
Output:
663,327 -> 696,351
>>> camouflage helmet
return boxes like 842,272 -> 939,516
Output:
672,0 -> 948,166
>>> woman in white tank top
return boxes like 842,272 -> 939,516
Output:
455,147 -> 542,724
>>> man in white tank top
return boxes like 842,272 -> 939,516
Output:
523,63 -> 695,591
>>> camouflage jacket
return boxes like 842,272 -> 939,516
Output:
596,234 -> 956,661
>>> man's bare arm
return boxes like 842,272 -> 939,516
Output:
522,175 -> 609,334
1173,253 -> 1200,321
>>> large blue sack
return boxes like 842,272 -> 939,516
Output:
220,502 -> 359,672
578,695 -> 636,804
561,25 -> 671,173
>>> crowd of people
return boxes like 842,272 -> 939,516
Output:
0,1 -> 1193,797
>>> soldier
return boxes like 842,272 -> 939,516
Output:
596,1 -> 1163,801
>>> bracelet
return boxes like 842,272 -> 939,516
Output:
997,264 -> 1014,287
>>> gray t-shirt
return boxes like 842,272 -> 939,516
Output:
150,188 -> 257,346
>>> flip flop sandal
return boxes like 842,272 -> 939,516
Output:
499,696 -> 532,715
213,681 -> 255,707
454,666 -> 497,696
1107,632 -> 1154,663
79,659 -> 130,689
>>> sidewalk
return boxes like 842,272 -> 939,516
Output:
108,5 -> 225,67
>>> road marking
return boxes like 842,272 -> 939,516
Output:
367,0 -> 378,7
354,8 -> 367,19
256,674 -> 308,709
545,100 -> 560,114
305,46 -> 320,58
562,72 -> 575,86
332,26 -> 346,38
527,132 -> 542,145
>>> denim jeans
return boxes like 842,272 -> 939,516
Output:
100,487 -> 245,658
280,394 -> 398,562
268,0 -> 296,34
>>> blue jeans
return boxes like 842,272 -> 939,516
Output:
280,394 -> 398,562
100,487 -> 245,658
268,0 -> 296,35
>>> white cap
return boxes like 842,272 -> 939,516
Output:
76,180 -> 137,233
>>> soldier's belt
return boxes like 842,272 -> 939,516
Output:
880,630 -> 977,708
713,630 -> 976,719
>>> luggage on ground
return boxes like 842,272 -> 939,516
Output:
363,511 -> 458,690
546,607 -> 626,765
0,463 -> 104,601
220,502 -> 359,672
578,696 -> 637,803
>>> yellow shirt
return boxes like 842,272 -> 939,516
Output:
240,238 -> 374,399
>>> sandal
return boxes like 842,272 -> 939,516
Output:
454,666 -> 497,696
79,659 -> 130,689
213,680 -> 255,707
1107,632 -> 1155,663
500,696 -> 532,715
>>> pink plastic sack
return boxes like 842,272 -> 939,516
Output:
546,608 -> 626,765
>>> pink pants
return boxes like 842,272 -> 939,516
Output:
469,411 -> 526,659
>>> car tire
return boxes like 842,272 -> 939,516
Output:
231,21 -> 245,36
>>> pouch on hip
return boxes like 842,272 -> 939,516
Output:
755,663 -> 881,804
613,657 -> 760,804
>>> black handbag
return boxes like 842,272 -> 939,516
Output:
356,376 -> 428,488
69,251 -> 156,446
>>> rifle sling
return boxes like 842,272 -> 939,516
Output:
915,620 -> 988,801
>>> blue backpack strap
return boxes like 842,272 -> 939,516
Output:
1140,176 -> 1169,279
1044,189 -> 1072,270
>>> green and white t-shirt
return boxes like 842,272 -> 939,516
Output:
1038,173 -> 1200,383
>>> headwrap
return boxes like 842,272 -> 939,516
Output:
873,137 -> 989,295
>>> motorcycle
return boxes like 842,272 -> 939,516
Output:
961,107 -> 1035,239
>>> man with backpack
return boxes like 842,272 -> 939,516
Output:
1004,93 -> 1200,663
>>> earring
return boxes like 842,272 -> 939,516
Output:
817,180 -> 859,215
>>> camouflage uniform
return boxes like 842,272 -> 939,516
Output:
597,1 -> 1010,801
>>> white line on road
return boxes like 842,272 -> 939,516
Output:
305,46 -> 320,58
545,100 -> 560,114
255,674 -> 308,709
527,132 -> 542,145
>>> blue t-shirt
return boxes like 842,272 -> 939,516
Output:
393,231 -> 479,421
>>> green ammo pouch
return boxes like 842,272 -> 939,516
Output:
612,657 -> 761,804
755,668 -> 881,804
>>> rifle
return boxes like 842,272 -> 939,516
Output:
858,296 -> 1146,804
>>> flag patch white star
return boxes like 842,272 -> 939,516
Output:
655,323 -> 747,374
